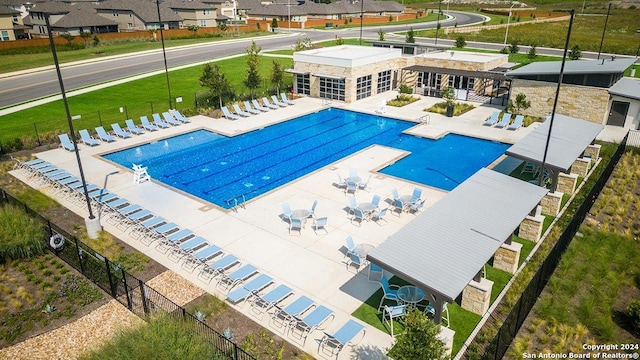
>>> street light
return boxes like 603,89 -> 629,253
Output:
597,3 -> 611,60
503,2 -> 516,48
434,0 -> 442,46
45,15 -> 101,239
155,0 -> 173,109
359,0 -> 364,45
288,0 -> 291,32
537,9 -> 576,189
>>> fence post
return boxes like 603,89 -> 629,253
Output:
33,123 -> 42,146
74,237 -> 85,274
104,257 -> 117,298
122,268 -> 132,310
97,111 -> 102,126
150,101 -> 154,114
125,106 -> 129,120
140,279 -> 149,316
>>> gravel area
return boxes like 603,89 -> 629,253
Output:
145,270 -> 206,306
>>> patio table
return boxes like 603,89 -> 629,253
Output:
346,176 -> 361,184
399,195 -> 418,205
353,243 -> 375,258
358,202 -> 378,213
398,285 -> 425,307
291,209 -> 311,220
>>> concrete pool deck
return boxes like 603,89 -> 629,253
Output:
13,93 -> 539,358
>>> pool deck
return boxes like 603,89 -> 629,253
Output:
12,93 -> 538,358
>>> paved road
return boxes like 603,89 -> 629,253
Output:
0,11 -> 486,109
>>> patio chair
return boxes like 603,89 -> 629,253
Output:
318,319 -> 366,359
162,111 -> 181,126
345,181 -> 357,195
371,208 -> 388,225
508,114 -> 524,131
409,199 -> 426,214
313,217 -> 328,235
371,194 -> 381,207
383,304 -> 407,337
140,116 -> 159,131
290,305 -> 334,344
182,244 -> 223,271
358,175 -> 372,192
271,295 -> 315,329
226,273 -> 273,304
232,104 -> 251,117
346,251 -> 368,271
221,106 -> 239,120
348,197 -> 358,215
156,229 -> 195,253
58,134 -> 77,151
520,162 -> 539,176
169,109 -> 191,123
152,113 -> 170,128
412,188 -> 422,202
261,97 -> 279,110
289,218 -> 303,235
249,284 -> 293,316
494,113 -> 512,128
349,168 -> 358,179
271,94 -> 288,107
368,263 -> 383,282
111,123 -> 132,139
125,119 -> 146,134
282,202 -> 293,222
94,126 -> 116,143
336,174 -> 347,189
79,129 -> 100,146
391,188 -> 400,201
243,101 -> 261,115
252,99 -> 270,112
425,302 -> 450,328
309,200 -> 318,218
351,208 -> 368,226
217,263 -> 258,290
483,111 -> 500,126
378,275 -> 400,311
392,198 -> 407,216
345,235 -> 355,257
280,92 -> 295,105
198,254 -> 239,282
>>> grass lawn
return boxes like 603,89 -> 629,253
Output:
308,12 -> 440,29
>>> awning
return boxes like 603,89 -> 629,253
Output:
368,169 -> 548,307
285,69 -> 310,75
505,114 -> 603,172
313,73 -> 346,80
404,65 -> 509,81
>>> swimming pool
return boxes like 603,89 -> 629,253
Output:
103,108 -> 509,209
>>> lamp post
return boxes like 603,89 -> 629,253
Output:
597,2 -> 611,60
503,2 -> 516,48
156,0 -> 173,109
359,0 -> 364,45
537,9 -> 575,189
434,0 -> 442,46
45,15 -> 100,239
288,0 -> 291,32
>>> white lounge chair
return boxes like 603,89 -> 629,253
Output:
271,95 -> 288,107
95,126 -> 116,142
232,104 -> 251,117
261,97 -> 279,110
483,111 -> 500,126
251,99 -> 270,112
508,115 -> 524,130
79,129 -> 99,146
280,92 -> 295,105
111,123 -> 132,138
243,101 -> 261,115
494,113 -> 512,128
221,106 -> 239,120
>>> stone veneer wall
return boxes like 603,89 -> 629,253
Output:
571,158 -> 591,178
541,192 -> 563,216
519,213 -> 545,242
412,53 -> 507,72
510,79 -> 609,124
585,144 -> 601,160
557,172 -> 578,194
461,278 -> 493,315
493,242 -> 522,274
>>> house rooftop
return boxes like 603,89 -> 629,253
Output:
421,50 -> 507,64
609,77 -> 640,101
507,57 -> 636,76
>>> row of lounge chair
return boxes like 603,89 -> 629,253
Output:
221,94 -> 295,121
483,111 -> 524,130
57,110 -> 191,151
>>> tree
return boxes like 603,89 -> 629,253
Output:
527,44 -> 537,59
508,38 -> 520,54
292,37 -> 312,52
455,36 -> 466,48
218,22 -> 227,31
199,63 -> 232,109
271,18 -> 279,30
92,35 -> 100,47
378,28 -> 385,41
509,93 -> 531,114
387,308 -> 449,360
569,45 -> 582,60
244,41 -> 262,98
186,24 -> 200,35
406,27 -> 415,43
335,36 -> 344,45
59,32 -> 74,45
79,31 -> 91,47
270,60 -> 284,94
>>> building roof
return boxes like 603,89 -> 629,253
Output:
609,77 -> 640,101
507,57 -> 636,77
53,8 -> 118,28
405,65 -> 508,81
368,168 -> 548,302
96,0 -> 183,22
505,114 -> 603,173
166,0 -> 216,10
29,1 -> 72,14
294,45 -> 401,68
0,3 -> 19,14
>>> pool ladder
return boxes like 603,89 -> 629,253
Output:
226,194 -> 246,212
417,114 -> 430,124
322,98 -> 333,106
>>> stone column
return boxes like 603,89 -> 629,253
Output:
541,192 -> 563,216
584,144 -> 601,160
570,157 -> 591,178
461,278 -> 493,316
557,172 -> 578,195
519,210 -> 545,242
493,242 -> 523,274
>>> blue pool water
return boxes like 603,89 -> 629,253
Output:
103,108 -> 509,209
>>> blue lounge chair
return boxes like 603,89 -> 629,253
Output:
271,94 -> 288,107
111,123 -> 132,139
151,113 -> 170,128
271,295 -> 315,328
243,101 -> 261,115
318,319 -> 366,359
494,113 -> 512,128
95,126 -> 116,143
125,119 -> 145,134
291,305 -> 334,344
162,112 -> 181,126
346,251 -> 368,270
198,254 -> 239,281
140,116 -> 159,131
170,109 -> 191,123
58,134 -> 77,151
252,99 -> 270,112
249,284 -> 294,315
233,104 -> 251,117
183,244 -> 223,271
227,274 -> 274,304
483,111 -> 500,126
261,97 -> 279,110
280,92 -> 295,105
156,228 -> 194,250
218,264 -> 258,290
221,106 -> 239,120
345,235 -> 355,256
79,129 -> 100,146
508,115 -> 524,130
412,188 -> 422,202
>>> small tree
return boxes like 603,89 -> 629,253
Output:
508,38 -> 520,54
218,22 -> 228,31
406,27 -> 415,43
79,31 -> 91,47
335,36 -> 344,45
387,308 -> 449,360
271,17 -> 279,29
244,41 -> 262,98
92,35 -> 100,47
509,93 -> 531,114
527,44 -> 537,59
569,45 -> 582,60
455,36 -> 466,48
256,22 -> 261,30
186,24 -> 200,35
270,60 -> 284,94
59,32 -> 74,45
292,37 -> 312,52
442,86 -> 455,107
199,63 -> 232,109
388,15 -> 393,22
378,29 -> 385,41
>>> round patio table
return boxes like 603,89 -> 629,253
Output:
291,209 -> 311,220
397,285 -> 425,307
358,202 -> 377,213
353,243 -> 374,258
346,176 -> 361,184
399,195 -> 417,205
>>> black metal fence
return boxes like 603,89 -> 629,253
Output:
480,133 -> 629,359
0,189 -> 255,360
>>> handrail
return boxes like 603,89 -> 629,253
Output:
417,114 -> 430,124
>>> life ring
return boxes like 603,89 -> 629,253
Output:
49,234 -> 65,249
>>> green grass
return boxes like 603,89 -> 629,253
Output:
0,55 -> 293,143
308,12 -> 441,29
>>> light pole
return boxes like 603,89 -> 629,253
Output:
537,9 -> 575,189
503,2 -> 516,48
597,2 -> 611,60
288,0 -> 291,32
359,0 -> 364,45
45,14 -> 100,239
434,0 -> 442,45
156,0 -> 173,109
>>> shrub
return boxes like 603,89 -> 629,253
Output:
0,205 -> 46,263
509,39 -> 520,54
398,84 -> 413,94
569,45 -> 582,60
627,300 -> 640,333
455,36 -> 466,48
387,308 -> 448,360
528,45 -> 537,59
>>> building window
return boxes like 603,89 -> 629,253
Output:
203,9 -> 211,15
13,15 -> 18,22
296,74 -> 310,95
319,77 -> 345,101
356,75 -> 372,100
0,31 -> 10,41
225,1 -> 230,6
377,70 -> 392,93
39,26 -> 45,34
200,20 -> 206,26
113,10 -> 118,16
127,23 -> 133,29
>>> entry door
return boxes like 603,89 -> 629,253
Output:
607,101 -> 629,127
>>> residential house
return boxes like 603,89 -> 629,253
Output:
165,0 -> 224,28
95,0 -> 183,31
0,4 -> 20,40
27,2 -> 118,37
203,0 -> 237,22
